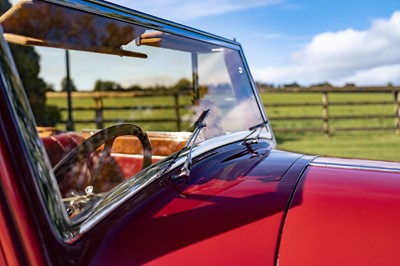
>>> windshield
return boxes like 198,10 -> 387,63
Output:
1,0 -> 268,221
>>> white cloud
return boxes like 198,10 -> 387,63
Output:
252,11 -> 400,86
111,0 -> 283,20
334,64 -> 400,86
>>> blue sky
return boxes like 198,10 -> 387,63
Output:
7,0 -> 399,87
110,0 -> 400,86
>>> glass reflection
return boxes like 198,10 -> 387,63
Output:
1,0 -> 265,222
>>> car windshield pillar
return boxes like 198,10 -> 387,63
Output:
0,25 -> 71,238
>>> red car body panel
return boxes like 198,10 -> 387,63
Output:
313,156 -> 400,170
0,202 -> 21,266
85,144 -> 313,265
1,1 -> 400,265
0,129 -> 46,266
278,162 -> 400,265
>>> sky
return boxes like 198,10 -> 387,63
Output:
107,0 -> 400,87
6,0 -> 399,88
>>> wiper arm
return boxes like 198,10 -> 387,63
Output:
249,120 -> 269,131
177,109 -> 210,178
248,120 -> 269,143
157,109 -> 210,180
158,109 -> 209,198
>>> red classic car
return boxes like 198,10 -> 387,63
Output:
1,0 -> 399,265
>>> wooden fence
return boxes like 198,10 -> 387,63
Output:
47,86 -> 400,135
261,86 -> 400,135
47,91 -> 191,131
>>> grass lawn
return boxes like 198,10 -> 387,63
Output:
276,131 -> 400,162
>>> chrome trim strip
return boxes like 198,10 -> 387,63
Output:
309,162 -> 400,173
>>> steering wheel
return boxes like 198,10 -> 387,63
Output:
53,124 -> 152,189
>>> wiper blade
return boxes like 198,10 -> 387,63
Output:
249,120 -> 269,131
178,109 -> 210,178
248,120 -> 269,143
193,108 -> 210,128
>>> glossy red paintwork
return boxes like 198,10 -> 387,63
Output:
0,202 -> 20,265
313,156 -> 400,170
0,37 -> 67,265
1,1 -> 400,264
0,117 -> 45,266
87,143 -> 312,265
278,163 -> 400,265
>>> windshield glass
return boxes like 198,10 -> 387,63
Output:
1,0 -> 266,220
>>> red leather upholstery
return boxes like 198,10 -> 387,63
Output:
113,155 -> 162,179
41,133 -> 163,197
41,133 -> 84,167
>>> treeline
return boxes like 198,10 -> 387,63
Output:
59,79 -> 398,93
58,78 -> 193,92
256,81 -> 397,90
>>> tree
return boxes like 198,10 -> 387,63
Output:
174,78 -> 191,92
344,83 -> 356,87
126,84 -> 143,91
311,82 -> 333,88
93,80 -> 122,91
283,82 -> 301,88
1,0 -> 61,126
255,81 -> 275,90
61,77 -> 77,92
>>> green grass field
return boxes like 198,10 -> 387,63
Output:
47,91 -> 400,162
263,92 -> 399,161
276,132 -> 399,162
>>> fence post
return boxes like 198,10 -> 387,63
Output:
322,91 -> 330,136
394,90 -> 400,135
94,96 -> 104,129
174,94 -> 181,131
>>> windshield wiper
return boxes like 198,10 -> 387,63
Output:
157,109 -> 210,180
249,120 -> 269,131
248,120 -> 269,143
177,108 -> 210,178
158,109 -> 209,197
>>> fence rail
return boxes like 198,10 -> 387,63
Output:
260,86 -> 400,135
47,86 -> 400,135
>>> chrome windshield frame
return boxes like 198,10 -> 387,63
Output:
1,0 -> 275,242
42,0 -> 273,140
